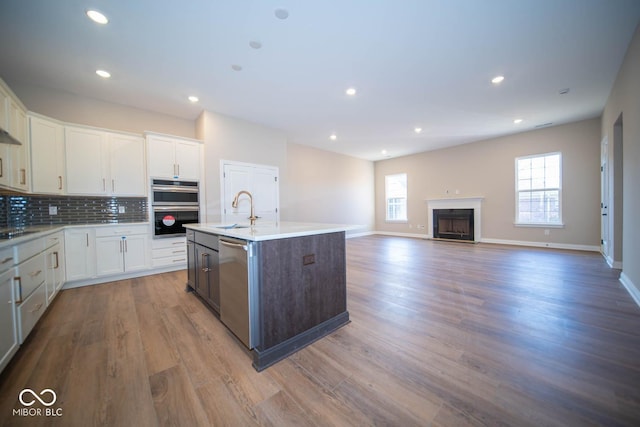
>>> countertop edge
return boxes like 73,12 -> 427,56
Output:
184,222 -> 360,241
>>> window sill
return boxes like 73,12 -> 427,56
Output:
386,220 -> 408,224
514,222 -> 564,228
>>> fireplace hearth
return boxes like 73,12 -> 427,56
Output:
433,208 -> 474,242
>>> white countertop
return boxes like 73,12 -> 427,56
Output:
184,222 -> 357,241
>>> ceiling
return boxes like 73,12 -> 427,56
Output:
1,1 -> 639,161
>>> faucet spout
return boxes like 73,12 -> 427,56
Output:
232,190 -> 258,226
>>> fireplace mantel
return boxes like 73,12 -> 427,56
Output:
425,197 -> 484,241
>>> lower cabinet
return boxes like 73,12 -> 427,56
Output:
44,232 -> 65,305
0,267 -> 18,373
187,231 -> 220,313
64,228 -> 96,281
95,225 -> 149,276
151,236 -> 187,268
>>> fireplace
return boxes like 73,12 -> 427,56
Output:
433,208 -> 474,241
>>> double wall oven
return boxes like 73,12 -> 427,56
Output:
151,179 -> 200,238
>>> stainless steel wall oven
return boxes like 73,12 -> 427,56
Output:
151,179 -> 199,238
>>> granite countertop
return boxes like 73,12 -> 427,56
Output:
184,221 -> 358,242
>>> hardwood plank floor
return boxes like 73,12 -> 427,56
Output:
1,235 -> 640,426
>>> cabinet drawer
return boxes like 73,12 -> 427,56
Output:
95,224 -> 149,237
18,282 -> 47,344
153,246 -> 187,259
45,232 -> 63,249
151,255 -> 187,268
195,232 -> 218,250
186,229 -> 195,241
0,248 -> 14,273
152,236 -> 186,249
15,253 -> 46,302
14,238 -> 45,264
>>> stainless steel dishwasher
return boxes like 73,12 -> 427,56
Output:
218,237 -> 259,349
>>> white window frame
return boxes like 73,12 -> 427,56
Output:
515,152 -> 563,227
385,173 -> 408,222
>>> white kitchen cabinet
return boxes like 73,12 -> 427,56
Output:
0,248 -> 17,373
147,133 -> 201,180
95,225 -> 149,276
29,114 -> 65,194
0,78 -> 29,190
14,238 -> 47,344
64,228 -> 97,281
44,232 -> 65,305
151,236 -> 187,268
108,133 -> 146,196
65,126 -> 108,195
65,126 -> 146,196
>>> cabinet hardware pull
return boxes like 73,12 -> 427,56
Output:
173,258 -> 186,263
0,157 -> 3,177
1,257 -> 13,264
29,303 -> 44,313
20,168 -> 26,185
124,240 -> 128,252
28,270 -> 42,277
58,176 -> 63,190
172,250 -> 185,254
112,179 -> 115,192
86,233 -> 89,247
119,240 -> 123,253
14,277 -> 22,304
172,242 -> 184,245
176,164 -> 180,176
103,178 -> 106,192
53,251 -> 59,269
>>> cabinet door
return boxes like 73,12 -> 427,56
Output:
186,240 -> 196,289
109,133 -> 146,196
30,115 -> 65,194
64,229 -> 96,281
123,234 -> 148,272
45,243 -> 64,305
147,136 -> 177,178
0,87 -> 9,187
9,101 -> 29,191
175,141 -> 200,180
96,236 -> 125,276
65,126 -> 108,195
0,269 -> 18,372
195,244 -> 219,312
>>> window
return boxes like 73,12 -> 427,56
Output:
385,173 -> 407,222
515,152 -> 562,225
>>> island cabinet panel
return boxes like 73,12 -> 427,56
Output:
256,231 -> 348,353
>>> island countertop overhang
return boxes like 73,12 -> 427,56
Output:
184,221 -> 358,241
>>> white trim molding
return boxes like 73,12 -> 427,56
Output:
620,272 -> 640,308
425,197 -> 484,242
480,238 -> 599,252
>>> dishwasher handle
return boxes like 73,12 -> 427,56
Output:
219,239 -> 248,251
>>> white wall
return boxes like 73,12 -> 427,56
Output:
602,23 -> 640,303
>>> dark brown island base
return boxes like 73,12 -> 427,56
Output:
184,222 -> 352,371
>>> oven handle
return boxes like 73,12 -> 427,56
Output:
152,185 -> 199,193
153,206 -> 200,211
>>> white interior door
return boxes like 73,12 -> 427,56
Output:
601,137 -> 610,259
221,161 -> 279,225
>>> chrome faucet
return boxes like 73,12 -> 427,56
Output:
232,190 -> 258,226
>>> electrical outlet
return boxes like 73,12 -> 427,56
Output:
49,206 -> 58,215
417,224 -> 425,229
118,206 -> 126,213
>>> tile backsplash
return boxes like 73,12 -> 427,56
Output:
0,192 -> 148,229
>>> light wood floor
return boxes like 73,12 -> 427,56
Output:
1,236 -> 640,426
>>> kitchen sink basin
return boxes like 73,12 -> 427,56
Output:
215,224 -> 250,230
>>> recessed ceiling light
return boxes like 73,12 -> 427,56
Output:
559,88 -> 570,95
96,69 -> 111,78
86,10 -> 108,24
491,75 -> 505,84
188,96 -> 199,103
414,127 -> 423,134
345,87 -> 356,96
381,149 -> 388,156
249,41 -> 262,49
231,64 -> 243,71
329,134 -> 337,141
513,118 -> 523,124
274,8 -> 289,19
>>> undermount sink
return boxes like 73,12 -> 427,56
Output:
215,224 -> 250,230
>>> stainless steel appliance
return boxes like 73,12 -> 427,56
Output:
151,179 -> 199,238
218,237 -> 259,349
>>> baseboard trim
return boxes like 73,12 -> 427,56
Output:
603,254 -> 623,269
374,231 -> 428,239
63,264 -> 186,289
479,238 -> 599,252
620,272 -> 640,308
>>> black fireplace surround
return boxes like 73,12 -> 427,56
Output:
433,208 -> 474,241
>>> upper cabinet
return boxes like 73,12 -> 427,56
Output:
29,114 -> 65,194
0,78 -> 29,191
65,126 -> 146,196
147,133 -> 201,181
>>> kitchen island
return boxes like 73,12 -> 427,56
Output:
184,222 -> 352,371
